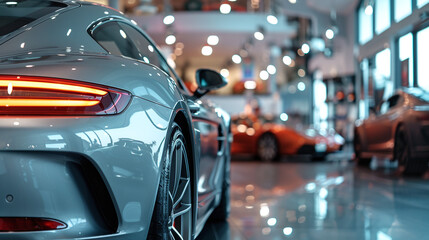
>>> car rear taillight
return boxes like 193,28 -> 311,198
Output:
0,217 -> 67,231
0,75 -> 131,115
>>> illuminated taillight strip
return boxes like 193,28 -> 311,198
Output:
0,99 -> 100,107
0,80 -> 107,96
0,75 -> 131,115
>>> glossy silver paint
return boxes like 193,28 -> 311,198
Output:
0,1 -> 231,239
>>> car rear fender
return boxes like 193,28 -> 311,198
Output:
164,100 -> 199,239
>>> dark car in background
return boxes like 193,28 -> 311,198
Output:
354,88 -> 429,174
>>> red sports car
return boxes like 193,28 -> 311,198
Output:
231,114 -> 344,161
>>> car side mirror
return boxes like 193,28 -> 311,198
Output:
193,69 -> 227,98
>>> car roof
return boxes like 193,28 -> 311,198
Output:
0,0 -> 128,57
397,88 -> 429,103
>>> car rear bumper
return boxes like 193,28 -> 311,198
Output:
0,152 -> 116,238
0,98 -> 171,239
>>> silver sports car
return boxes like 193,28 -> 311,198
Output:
0,1 -> 231,239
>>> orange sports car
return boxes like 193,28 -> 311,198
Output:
231,114 -> 344,161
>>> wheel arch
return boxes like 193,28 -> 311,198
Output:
258,131 -> 280,145
256,131 -> 280,158
170,103 -> 199,239
393,122 -> 405,160
354,126 -> 366,150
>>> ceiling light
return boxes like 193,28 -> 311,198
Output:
280,113 -> 289,121
267,218 -> 277,226
207,35 -> 219,45
175,42 -> 184,49
364,5 -> 373,15
325,28 -> 335,40
201,46 -> 213,56
283,227 -> 293,236
259,70 -> 269,80
254,31 -> 264,41
163,15 -> 175,25
283,56 -> 292,65
267,65 -> 276,74
174,48 -> 183,56
298,69 -> 306,78
244,81 -> 256,89
165,35 -> 176,45
298,81 -> 306,91
239,49 -> 249,58
364,0 -> 373,15
232,54 -> 242,64
266,15 -> 278,25
220,69 -> 229,77
220,3 -> 231,14
289,0 -> 296,3
301,43 -> 310,54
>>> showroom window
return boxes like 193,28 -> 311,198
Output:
394,0 -> 412,22
374,48 -> 393,104
398,33 -> 414,87
359,2 -> 373,45
417,26 -> 429,91
375,0 -> 391,34
375,49 -> 391,83
417,0 -> 429,8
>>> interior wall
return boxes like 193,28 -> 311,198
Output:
308,14 -> 356,79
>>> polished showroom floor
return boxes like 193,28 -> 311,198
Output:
197,151 -> 429,240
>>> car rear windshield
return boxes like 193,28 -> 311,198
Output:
0,0 -> 66,37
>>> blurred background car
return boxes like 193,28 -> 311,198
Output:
231,114 -> 345,161
354,88 -> 429,174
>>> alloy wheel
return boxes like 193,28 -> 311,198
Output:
168,132 -> 192,240
257,133 -> 278,162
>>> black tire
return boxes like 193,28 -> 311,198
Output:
209,161 -> 230,221
257,133 -> 278,162
148,123 -> 193,240
311,155 -> 326,162
354,135 -> 371,166
395,126 -> 427,175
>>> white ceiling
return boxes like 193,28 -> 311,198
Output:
131,0 -> 359,69
136,12 -> 296,68
303,0 -> 359,14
